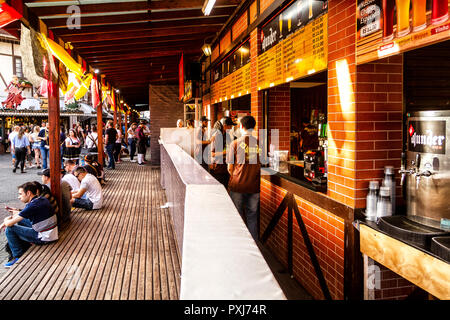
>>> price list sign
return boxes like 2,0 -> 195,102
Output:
257,0 -> 328,90
211,63 -> 251,103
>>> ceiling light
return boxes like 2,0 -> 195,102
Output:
202,0 -> 216,16
202,43 -> 212,56
94,69 -> 100,74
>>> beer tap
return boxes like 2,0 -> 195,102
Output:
399,152 -> 408,186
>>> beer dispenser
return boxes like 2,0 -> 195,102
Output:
399,110 -> 450,229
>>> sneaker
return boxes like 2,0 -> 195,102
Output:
4,257 -> 19,268
37,166 -> 41,169
138,163 -> 144,166
21,170 -> 26,174
12,168 -> 16,173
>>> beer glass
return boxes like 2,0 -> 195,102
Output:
309,0 -> 313,19
383,0 -> 395,41
279,13 -> 283,38
297,0 -> 303,26
432,0 -> 449,25
412,0 -> 427,31
395,0 -> 411,37
288,13 -> 292,32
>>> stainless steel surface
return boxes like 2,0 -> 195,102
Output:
405,111 -> 450,227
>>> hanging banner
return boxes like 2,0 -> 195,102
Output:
0,2 -> 22,29
179,53 -> 184,101
357,0 -> 450,64
91,75 -> 100,109
257,0 -> 328,91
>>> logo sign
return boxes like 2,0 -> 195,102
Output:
0,3 -> 22,29
408,121 -> 446,154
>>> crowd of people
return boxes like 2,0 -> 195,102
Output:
1,119 -> 151,268
6,119 -> 151,172
178,115 -> 261,241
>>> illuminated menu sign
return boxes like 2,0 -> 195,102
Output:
210,40 -> 251,103
213,40 -> 250,83
257,0 -> 328,90
210,63 -> 251,104
357,0 -> 450,64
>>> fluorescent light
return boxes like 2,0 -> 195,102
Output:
202,0 -> 216,16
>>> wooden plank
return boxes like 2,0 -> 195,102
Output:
68,164 -> 133,300
0,163 -> 180,300
360,224 -> 450,300
78,165 -> 135,300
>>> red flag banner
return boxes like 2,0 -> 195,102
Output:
0,3 -> 22,29
91,75 -> 100,109
179,53 -> 184,101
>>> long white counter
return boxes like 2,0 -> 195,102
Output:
160,133 -> 286,300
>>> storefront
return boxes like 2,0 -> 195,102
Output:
201,0 -> 450,300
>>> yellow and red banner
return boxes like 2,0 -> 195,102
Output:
0,2 -> 22,29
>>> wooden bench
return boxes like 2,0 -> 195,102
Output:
0,162 -> 181,300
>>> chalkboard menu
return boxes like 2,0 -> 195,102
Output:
257,0 -> 328,90
357,0 -> 450,64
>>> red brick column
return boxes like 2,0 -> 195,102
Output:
250,28 -> 263,130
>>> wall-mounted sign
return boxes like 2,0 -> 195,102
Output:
257,0 -> 328,91
212,40 -> 250,83
357,0 -> 450,64
210,63 -> 251,104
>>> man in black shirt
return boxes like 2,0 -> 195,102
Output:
104,120 -> 117,169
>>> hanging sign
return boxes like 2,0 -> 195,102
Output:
356,0 -> 450,64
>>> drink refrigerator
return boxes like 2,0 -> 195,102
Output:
401,110 -> 450,229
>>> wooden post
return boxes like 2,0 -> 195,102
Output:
113,91 -> 117,128
97,77 -> 104,167
48,66 -> 62,222
124,112 -> 128,146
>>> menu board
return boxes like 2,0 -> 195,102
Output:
210,62 -> 251,103
257,1 -> 328,91
357,0 -> 450,64
212,40 -> 250,83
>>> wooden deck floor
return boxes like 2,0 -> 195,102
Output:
0,162 -> 181,300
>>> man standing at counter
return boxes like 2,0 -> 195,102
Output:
227,115 -> 261,240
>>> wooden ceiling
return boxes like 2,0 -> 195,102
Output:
19,0 -> 243,109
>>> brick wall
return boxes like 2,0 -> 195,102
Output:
260,179 -> 345,300
354,56 -> 404,208
220,31 -> 231,55
149,85 -> 184,165
250,0 -> 258,24
232,12 -> 248,41
260,0 -> 275,14
211,44 -> 219,63
268,83 -> 290,151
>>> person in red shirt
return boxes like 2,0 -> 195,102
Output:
227,115 -> 261,240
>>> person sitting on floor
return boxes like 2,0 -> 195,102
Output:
63,160 -> 81,192
71,167 -> 103,210
83,153 -> 105,185
0,182 -> 58,268
38,169 -> 72,227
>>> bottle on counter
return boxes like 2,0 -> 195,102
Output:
376,186 -> 392,220
365,180 -> 379,221
382,166 -> 396,215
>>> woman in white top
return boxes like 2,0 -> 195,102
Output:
63,129 -> 81,163
85,125 -> 99,153
30,126 -> 41,169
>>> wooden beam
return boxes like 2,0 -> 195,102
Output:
62,25 -> 221,43
148,0 -> 240,10
86,48 -> 199,63
31,1 -> 147,17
